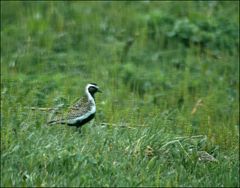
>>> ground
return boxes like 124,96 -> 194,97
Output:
1,1 -> 239,187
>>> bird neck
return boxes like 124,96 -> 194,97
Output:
85,87 -> 95,104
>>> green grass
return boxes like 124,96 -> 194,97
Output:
1,1 -> 239,187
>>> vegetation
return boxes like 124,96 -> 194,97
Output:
1,1 -> 239,187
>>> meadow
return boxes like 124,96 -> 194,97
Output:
1,1 -> 239,187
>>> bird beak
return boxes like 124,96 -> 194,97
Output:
98,88 -> 102,93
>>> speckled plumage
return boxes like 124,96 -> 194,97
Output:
67,96 -> 93,119
47,83 -> 101,128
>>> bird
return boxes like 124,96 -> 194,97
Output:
47,83 -> 101,128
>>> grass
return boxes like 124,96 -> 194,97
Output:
1,1 -> 239,187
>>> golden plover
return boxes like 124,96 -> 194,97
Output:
47,83 -> 101,128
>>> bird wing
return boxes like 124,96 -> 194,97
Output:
66,96 -> 91,120
47,96 -> 89,125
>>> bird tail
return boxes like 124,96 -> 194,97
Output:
47,108 -> 66,126
47,117 -> 66,126
47,119 -> 57,125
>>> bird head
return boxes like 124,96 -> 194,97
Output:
86,83 -> 102,97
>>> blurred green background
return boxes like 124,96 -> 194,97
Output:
1,1 -> 239,187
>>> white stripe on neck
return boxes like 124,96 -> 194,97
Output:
85,83 -> 96,105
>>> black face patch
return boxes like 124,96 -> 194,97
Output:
88,86 -> 98,96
